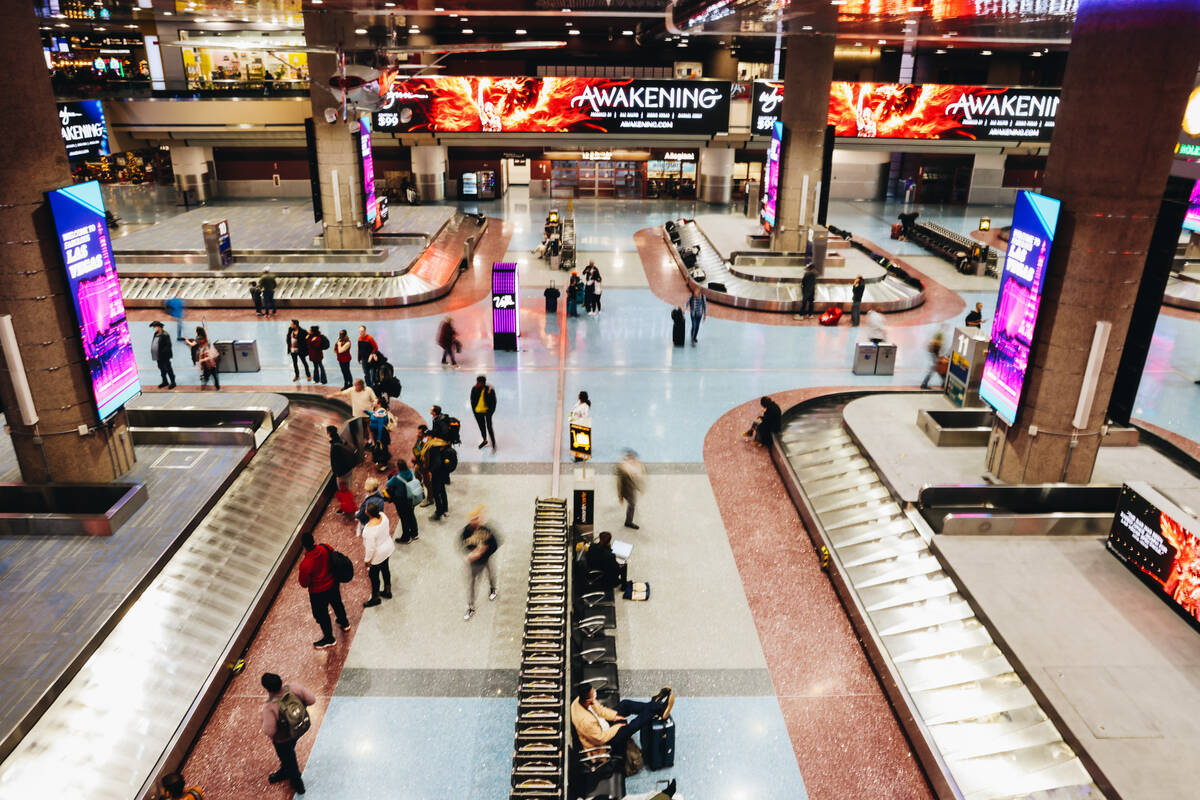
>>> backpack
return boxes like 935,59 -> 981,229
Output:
405,476 -> 424,505
324,544 -> 354,583
275,685 -> 311,740
433,414 -> 461,444
439,446 -> 458,474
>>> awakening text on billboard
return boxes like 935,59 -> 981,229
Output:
979,190 -> 1061,426
46,181 -> 140,420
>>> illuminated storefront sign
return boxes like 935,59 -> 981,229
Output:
581,150 -> 612,161
1108,483 -> 1200,626
979,190 -> 1061,426
662,151 -> 696,161
492,261 -> 519,351
46,181 -> 140,420
750,80 -> 1061,142
57,100 -> 109,161
373,77 -> 731,135
761,121 -> 782,232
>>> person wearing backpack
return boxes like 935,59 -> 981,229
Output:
428,442 -> 454,522
260,672 -> 314,794
297,531 -> 350,649
386,459 -> 421,543
469,375 -> 497,450
156,771 -> 204,800
307,325 -> 329,385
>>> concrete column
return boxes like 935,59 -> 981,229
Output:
0,2 -> 134,483
170,144 -> 213,203
412,144 -> 447,203
303,9 -> 372,250
697,147 -> 734,205
966,152 -> 1014,205
770,26 -> 835,252
989,0 -> 1200,484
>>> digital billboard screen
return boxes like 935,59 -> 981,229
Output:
761,121 -> 782,232
58,100 -> 109,161
1184,179 -> 1200,234
750,80 -> 1060,142
46,181 -> 140,420
357,116 -> 382,231
373,77 -> 731,135
979,190 -> 1061,426
1108,484 -> 1200,626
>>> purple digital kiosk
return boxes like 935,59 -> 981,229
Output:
492,261 -> 519,351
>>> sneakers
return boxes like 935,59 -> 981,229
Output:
339,622 -> 351,632
651,686 -> 676,720
464,606 -> 475,621
313,637 -> 335,649
488,588 -> 498,601
292,376 -> 300,382
419,498 -> 434,508
380,590 -> 392,599
624,522 -> 640,530
478,440 -> 488,449
157,382 -> 168,388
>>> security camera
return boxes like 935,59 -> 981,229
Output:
324,107 -> 338,124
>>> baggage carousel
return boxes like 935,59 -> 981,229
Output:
119,213 -> 487,308
1163,271 -> 1200,311
664,221 -> 926,314
0,393 -> 349,800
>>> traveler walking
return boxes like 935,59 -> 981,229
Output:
286,320 -> 310,382
165,297 -> 185,341
471,374 -> 497,450
920,330 -> 947,390
259,268 -> 277,316
461,505 -> 499,621
616,449 -> 645,530
357,325 -> 379,386
155,771 -> 204,800
149,321 -> 176,389
437,315 -> 460,367
185,326 -> 220,390
259,672 -> 313,793
686,287 -> 707,345
249,281 -> 264,316
335,379 -> 377,450
334,329 -> 354,389
850,275 -> 865,326
386,459 -> 421,543
297,531 -> 350,648
307,325 -> 329,384
360,502 -> 394,607
800,265 -> 817,317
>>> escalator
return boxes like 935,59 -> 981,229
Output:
776,395 -> 1104,800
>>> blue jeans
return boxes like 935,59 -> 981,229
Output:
608,698 -> 666,751
690,314 -> 702,343
263,289 -> 277,314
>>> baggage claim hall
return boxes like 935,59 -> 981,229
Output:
2,1 -> 1200,799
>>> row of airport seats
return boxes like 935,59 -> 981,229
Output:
909,221 -> 995,274
511,498 -> 572,799
569,528 -> 626,800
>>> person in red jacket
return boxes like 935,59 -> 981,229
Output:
297,532 -> 350,649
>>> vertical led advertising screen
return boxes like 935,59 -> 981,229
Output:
1108,483 -> 1200,626
57,100 -> 109,161
491,261 -> 519,351
46,181 -> 140,420
358,116 -> 381,231
1184,179 -> 1200,234
979,190 -> 1061,425
761,120 -> 783,233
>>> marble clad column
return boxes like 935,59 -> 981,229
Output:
698,146 -> 734,205
411,144 -> 447,203
770,20 -> 835,253
303,9 -> 372,250
990,0 -> 1200,483
0,2 -> 134,482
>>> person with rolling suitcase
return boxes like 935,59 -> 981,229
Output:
671,307 -> 685,347
640,712 -> 676,771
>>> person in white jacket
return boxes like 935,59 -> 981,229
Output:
361,502 -> 394,608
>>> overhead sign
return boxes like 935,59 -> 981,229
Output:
374,77 -> 731,135
662,151 -> 696,161
46,181 -> 140,420
492,261 -> 519,351
979,190 -> 1061,426
750,80 -> 1061,142
58,100 -> 109,161
1108,483 -> 1200,625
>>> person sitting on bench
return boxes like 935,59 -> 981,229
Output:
571,685 -> 675,759
584,531 -> 627,591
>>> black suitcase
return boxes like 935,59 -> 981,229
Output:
708,281 -> 727,293
640,716 -> 675,770
671,309 -> 685,347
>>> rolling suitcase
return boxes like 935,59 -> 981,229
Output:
818,306 -> 843,326
640,716 -> 675,770
671,309 -> 685,347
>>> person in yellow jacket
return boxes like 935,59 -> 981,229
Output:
569,684 -> 674,756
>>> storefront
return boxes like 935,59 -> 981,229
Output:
73,148 -> 173,186
45,32 -> 149,93
544,151 -> 647,199
178,31 -> 308,90
646,150 -> 697,199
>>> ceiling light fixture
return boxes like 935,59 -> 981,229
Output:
568,29 -> 580,35
311,0 -> 322,4
562,7 -> 572,12
462,28 -> 473,34
355,28 -> 367,34
622,29 -> 633,35
1031,51 -> 1042,56
981,49 -> 992,55
802,25 -> 812,30
515,28 -> 527,34
935,48 -> 946,54
385,2 -> 395,5
450,12 -> 458,16
877,39 -> 886,44
434,6 -> 444,10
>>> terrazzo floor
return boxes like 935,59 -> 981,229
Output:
99,187 -> 1200,799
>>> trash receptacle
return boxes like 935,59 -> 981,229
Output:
233,340 -> 260,372
215,340 -> 238,372
852,342 -> 877,376
874,342 -> 897,375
